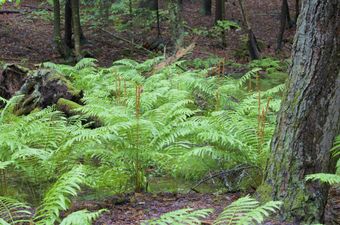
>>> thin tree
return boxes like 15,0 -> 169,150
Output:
276,0 -> 294,51
215,0 -> 224,24
261,0 -> 340,223
202,0 -> 212,16
52,0 -> 65,57
71,0 -> 82,59
238,0 -> 261,59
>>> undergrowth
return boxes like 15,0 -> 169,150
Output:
0,57 -> 286,224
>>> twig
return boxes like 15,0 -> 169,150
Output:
189,165 -> 257,193
0,10 -> 21,14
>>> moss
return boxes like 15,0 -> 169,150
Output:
57,98 -> 81,114
292,90 -> 301,107
47,72 -> 81,97
256,183 -> 273,203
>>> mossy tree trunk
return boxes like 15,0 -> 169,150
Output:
169,0 -> 184,50
262,0 -> 340,223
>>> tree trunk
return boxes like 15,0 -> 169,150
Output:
215,0 -> 223,24
169,0 -> 184,50
71,0 -> 82,59
52,0 -> 65,57
276,0 -> 288,51
261,0 -> 340,223
238,0 -> 261,59
284,0 -> 294,28
64,0 -> 72,56
202,0 -> 212,16
295,0 -> 300,22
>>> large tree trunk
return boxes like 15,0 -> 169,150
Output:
261,0 -> 340,223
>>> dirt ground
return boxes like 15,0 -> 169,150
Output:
0,0 -> 296,67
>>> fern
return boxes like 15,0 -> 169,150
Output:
33,166 -> 86,225
144,196 -> 281,225
306,174 -> 340,185
143,208 -> 213,225
60,209 -> 108,225
0,197 -> 32,224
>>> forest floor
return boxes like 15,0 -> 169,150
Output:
70,192 -> 287,225
0,0 -> 296,68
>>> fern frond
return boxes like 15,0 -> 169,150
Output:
214,195 -> 281,225
144,208 -> 213,225
60,209 -> 107,225
33,166 -> 85,225
0,197 -> 32,224
306,173 -> 340,185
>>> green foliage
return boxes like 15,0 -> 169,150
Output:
60,209 -> 108,225
1,56 -> 285,219
305,136 -> 340,185
143,208 -> 213,225
0,197 -> 32,224
214,196 -> 282,225
33,166 -> 85,225
145,196 -> 282,225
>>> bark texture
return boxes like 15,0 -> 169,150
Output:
263,0 -> 340,223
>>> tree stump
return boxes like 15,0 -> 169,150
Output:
0,65 -> 83,115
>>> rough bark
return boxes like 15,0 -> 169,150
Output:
261,0 -> 340,223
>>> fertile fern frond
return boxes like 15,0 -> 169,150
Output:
213,196 -> 282,225
33,166 -> 85,225
143,208 -> 213,225
0,197 -> 32,224
60,209 -> 108,225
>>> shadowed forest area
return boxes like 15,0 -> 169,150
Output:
0,0 -> 339,224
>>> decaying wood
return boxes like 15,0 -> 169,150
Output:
151,42 -> 196,75
0,65 -> 83,115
